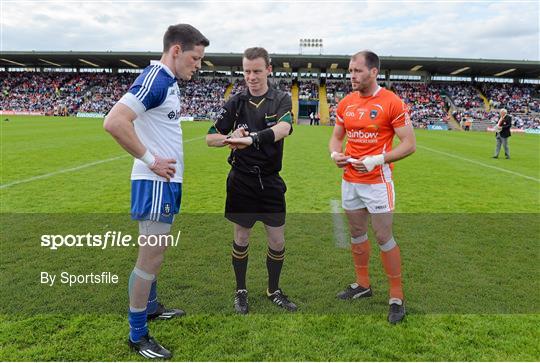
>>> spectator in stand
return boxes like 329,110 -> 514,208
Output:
327,80 -> 352,123
392,82 -> 448,128
2,72 -> 538,128
178,77 -> 228,119
298,80 -> 319,100
276,79 -> 292,96
483,83 -> 539,113
444,83 -> 482,109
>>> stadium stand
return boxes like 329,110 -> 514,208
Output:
177,77 -> 228,120
443,82 -> 483,109
229,78 -> 246,96
1,70 -> 539,130
326,80 -> 351,124
276,79 -> 292,96
298,80 -> 319,100
0,71 -> 135,115
450,82 -> 540,130
392,82 -> 450,129
481,83 -> 540,113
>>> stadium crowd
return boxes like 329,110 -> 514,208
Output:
453,109 -> 498,125
298,80 -> 319,100
1,71 -> 539,129
392,82 -> 449,128
0,71 -> 136,115
178,77 -> 228,119
229,78 -> 246,96
482,83 -> 540,113
276,79 -> 292,96
326,80 -> 351,123
513,114 -> 540,129
443,83 -> 483,109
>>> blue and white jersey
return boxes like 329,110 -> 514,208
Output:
119,60 -> 183,182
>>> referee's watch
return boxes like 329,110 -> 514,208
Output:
248,132 -> 259,149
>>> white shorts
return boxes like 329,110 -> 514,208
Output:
341,180 -> 395,213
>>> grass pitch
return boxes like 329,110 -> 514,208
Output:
1,116 -> 539,361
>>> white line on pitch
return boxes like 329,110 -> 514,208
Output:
0,135 -> 206,190
330,199 -> 349,249
417,144 -> 540,183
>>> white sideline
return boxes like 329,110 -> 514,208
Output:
0,135 -> 206,190
330,199 -> 349,249
417,145 -> 540,183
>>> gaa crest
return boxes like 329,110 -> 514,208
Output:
163,203 -> 171,216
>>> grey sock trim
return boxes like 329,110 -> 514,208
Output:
379,237 -> 397,252
129,305 -> 147,313
351,233 -> 368,244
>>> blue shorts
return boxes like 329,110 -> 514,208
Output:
131,180 -> 182,224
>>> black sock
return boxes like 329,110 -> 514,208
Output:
266,247 -> 285,293
232,241 -> 248,290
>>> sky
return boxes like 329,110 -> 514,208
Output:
1,0 -> 539,60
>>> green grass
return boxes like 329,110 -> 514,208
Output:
1,116 -> 539,361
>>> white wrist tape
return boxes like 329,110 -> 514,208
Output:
362,154 -> 385,172
346,158 -> 358,163
330,151 -> 339,160
140,150 -> 156,167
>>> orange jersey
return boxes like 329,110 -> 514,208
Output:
336,87 -> 410,184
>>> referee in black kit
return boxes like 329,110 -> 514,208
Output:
206,47 -> 297,314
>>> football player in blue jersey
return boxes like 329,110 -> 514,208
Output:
104,24 -> 209,359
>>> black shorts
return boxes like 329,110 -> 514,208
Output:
225,168 -> 287,228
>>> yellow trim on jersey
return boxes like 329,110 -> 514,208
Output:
249,98 -> 266,108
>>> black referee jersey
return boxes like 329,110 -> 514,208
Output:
208,86 -> 293,176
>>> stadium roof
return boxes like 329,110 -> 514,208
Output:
1,51 -> 539,79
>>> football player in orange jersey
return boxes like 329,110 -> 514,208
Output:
328,50 -> 416,324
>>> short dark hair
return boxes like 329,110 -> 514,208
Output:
163,24 -> 209,52
243,47 -> 271,67
352,50 -> 380,72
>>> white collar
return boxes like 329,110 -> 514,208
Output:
150,60 -> 175,78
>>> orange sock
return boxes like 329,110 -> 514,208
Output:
351,239 -> 371,288
380,239 -> 403,300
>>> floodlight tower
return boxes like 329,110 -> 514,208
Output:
299,38 -> 323,55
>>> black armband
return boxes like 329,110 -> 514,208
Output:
249,128 -> 275,150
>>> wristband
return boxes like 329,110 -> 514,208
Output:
140,150 -> 156,167
258,128 -> 275,145
362,154 -> 385,172
330,151 -> 339,160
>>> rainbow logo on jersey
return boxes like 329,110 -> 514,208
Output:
346,129 -> 379,143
